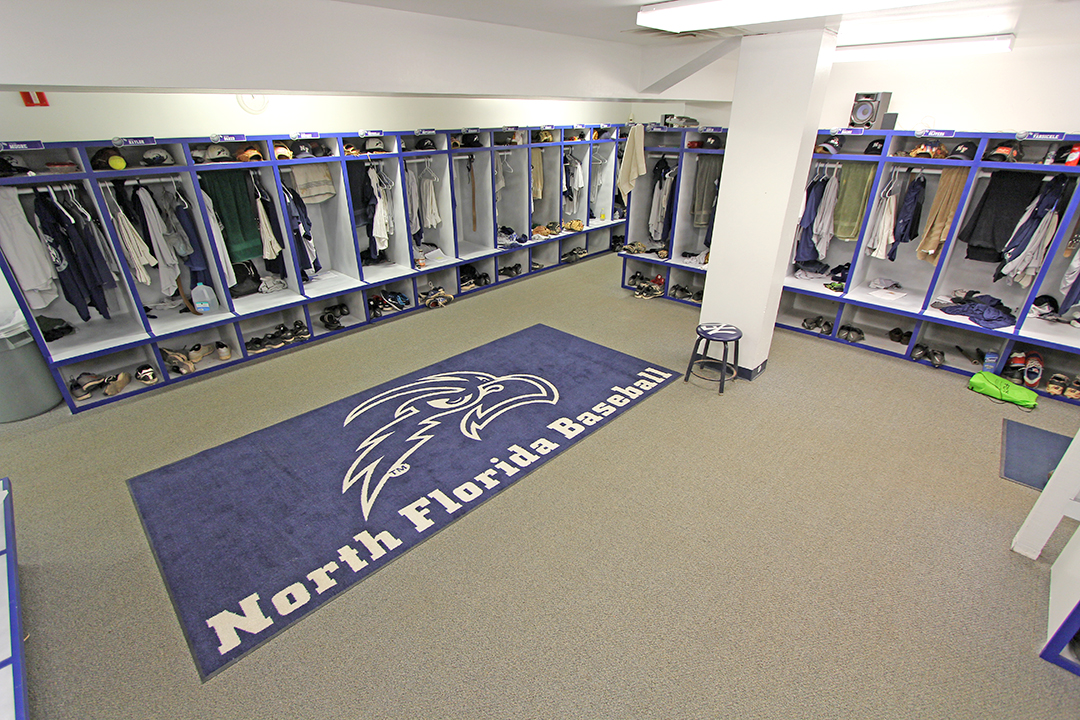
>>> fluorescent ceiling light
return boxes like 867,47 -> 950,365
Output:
637,0 -> 960,33
834,33 -> 1014,62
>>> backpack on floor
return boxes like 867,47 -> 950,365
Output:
968,371 -> 1038,408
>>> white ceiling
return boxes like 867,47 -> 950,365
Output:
330,0 -> 1036,45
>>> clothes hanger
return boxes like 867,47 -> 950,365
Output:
47,185 -> 75,223
420,159 -> 439,182
169,177 -> 190,209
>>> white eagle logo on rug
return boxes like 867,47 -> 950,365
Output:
342,371 -> 559,519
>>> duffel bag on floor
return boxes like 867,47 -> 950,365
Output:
968,371 -> 1038,408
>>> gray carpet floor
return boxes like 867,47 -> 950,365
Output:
2,252 -> 1080,718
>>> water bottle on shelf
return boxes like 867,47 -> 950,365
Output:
191,283 -> 219,314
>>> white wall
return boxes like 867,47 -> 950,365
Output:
820,1 -> 1080,132
0,92 -> 643,143
0,0 -> 737,105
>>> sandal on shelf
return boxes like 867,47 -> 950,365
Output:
1066,378 -> 1080,400
837,325 -> 851,341
929,349 -> 945,368
888,327 -> 904,342
911,344 -> 929,361
1047,373 -> 1069,396
819,321 -> 833,335
1024,351 -> 1044,389
847,326 -> 865,343
245,337 -> 266,354
802,316 -> 823,332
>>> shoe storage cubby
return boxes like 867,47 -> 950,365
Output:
312,291 -> 364,334
457,259 -> 494,295
496,250 -> 527,282
742,128 -> 1080,403
156,324 -> 242,380
775,290 -> 842,333
667,267 -> 705,305
0,124 -> 624,413
59,344 -> 160,408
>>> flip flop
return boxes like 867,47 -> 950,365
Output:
929,349 -> 945,368
802,316 -> 823,331
847,327 -> 865,342
1066,378 -> 1080,400
911,344 -> 929,361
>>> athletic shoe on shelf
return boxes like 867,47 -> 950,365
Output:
215,341 -> 232,360
74,372 -> 106,395
135,364 -> 159,385
187,344 -> 213,363
68,378 -> 91,401
103,372 -> 131,396
160,348 -> 194,375
291,322 -> 310,341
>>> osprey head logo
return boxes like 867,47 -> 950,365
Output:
341,371 -> 559,520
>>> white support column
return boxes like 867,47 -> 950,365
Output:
698,27 -> 836,377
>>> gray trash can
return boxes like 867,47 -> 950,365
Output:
0,319 -> 63,422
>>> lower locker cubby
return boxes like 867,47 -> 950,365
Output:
417,268 -> 457,306
529,242 -> 558,272
1005,341 -> 1080,397
497,249 -> 527,281
156,324 -> 242,379
237,308 -> 311,356
913,320 -> 1008,373
559,236 -> 587,265
361,282 -> 414,323
59,344 -> 161,408
622,257 -> 667,289
835,304 -> 917,356
313,290 -> 366,333
776,290 -> 841,333
667,268 -> 704,304
458,259 -> 494,293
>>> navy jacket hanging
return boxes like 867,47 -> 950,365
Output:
889,175 -> 925,261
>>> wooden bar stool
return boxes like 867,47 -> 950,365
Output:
684,323 -> 742,394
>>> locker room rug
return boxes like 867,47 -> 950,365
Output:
128,324 -> 676,679
1000,419 -> 1071,491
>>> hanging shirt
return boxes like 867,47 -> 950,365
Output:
405,168 -> 421,235
794,177 -> 827,264
420,175 -> 441,229
958,171 -> 1043,263
198,170 -> 262,264
0,186 -> 58,309
105,188 -> 157,285
134,186 -> 181,297
863,179 -> 897,261
995,175 -> 1071,286
531,149 -> 544,200
916,167 -> 969,264
692,155 -> 724,228
812,174 -> 839,258
616,124 -> 647,201
201,191 -> 236,288
291,164 -> 336,204
368,167 -> 391,251
889,175 -> 925,261
832,162 -> 875,241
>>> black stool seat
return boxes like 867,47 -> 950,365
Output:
684,323 -> 742,394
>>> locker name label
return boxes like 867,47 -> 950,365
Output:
462,128 -> 479,134
358,130 -> 384,137
915,129 -> 955,138
1018,131 -> 1066,141
0,141 -> 44,150
112,136 -> 156,147
211,134 -> 246,142
701,126 -> 724,133
414,129 -> 435,135
830,128 -> 864,135
502,126 -> 519,131
296,132 -> 320,140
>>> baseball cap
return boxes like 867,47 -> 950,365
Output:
273,141 -> 293,160
293,141 -> 314,159
363,137 -> 386,153
310,143 -> 332,157
864,139 -> 885,155
947,141 -> 978,161
815,135 -> 843,154
703,134 -> 723,150
141,147 -> 174,166
190,146 -> 207,163
462,133 -> 483,148
235,145 -> 264,162
983,139 -> 1023,162
416,137 -> 436,151
206,144 -> 232,162
91,147 -> 127,171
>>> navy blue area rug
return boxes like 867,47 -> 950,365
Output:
129,324 -> 676,678
1000,419 -> 1072,490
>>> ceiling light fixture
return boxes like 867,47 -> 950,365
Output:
834,33 -> 1014,62
636,0 -> 960,33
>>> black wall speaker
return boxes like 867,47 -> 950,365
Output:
849,92 -> 892,129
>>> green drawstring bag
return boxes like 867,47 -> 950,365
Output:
968,371 -> 1038,408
